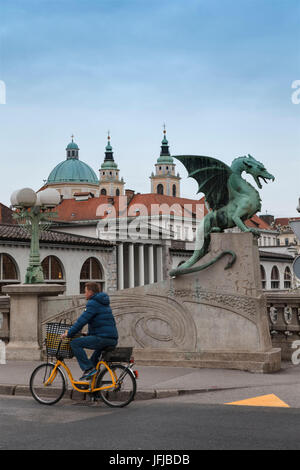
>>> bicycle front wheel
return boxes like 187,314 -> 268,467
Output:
96,364 -> 136,408
30,363 -> 66,405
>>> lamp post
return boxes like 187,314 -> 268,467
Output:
10,187 -> 60,284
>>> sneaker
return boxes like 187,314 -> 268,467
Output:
79,368 -> 97,381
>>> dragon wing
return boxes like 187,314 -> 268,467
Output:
173,155 -> 232,211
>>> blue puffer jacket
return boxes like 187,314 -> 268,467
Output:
67,293 -> 118,340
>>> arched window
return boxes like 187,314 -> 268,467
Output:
101,188 -> 107,195
42,256 -> 64,283
284,267 -> 292,289
116,188 -> 120,196
0,254 -> 19,292
80,257 -> 104,294
172,184 -> 177,197
157,184 -> 164,195
271,265 -> 280,289
260,265 -> 266,289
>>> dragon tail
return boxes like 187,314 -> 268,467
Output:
169,250 -> 236,277
169,216 -> 237,277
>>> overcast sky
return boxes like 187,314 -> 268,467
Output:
0,0 -> 299,217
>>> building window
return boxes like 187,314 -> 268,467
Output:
42,256 -> 64,283
101,189 -> 107,195
284,267 -> 292,289
116,188 -> 120,196
0,253 -> 19,292
271,266 -> 280,289
285,238 -> 289,246
260,265 -> 266,289
172,184 -> 177,197
80,257 -> 104,294
157,184 -> 164,195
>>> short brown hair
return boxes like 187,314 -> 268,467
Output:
85,282 -> 100,294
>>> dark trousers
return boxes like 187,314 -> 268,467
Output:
70,336 -> 117,371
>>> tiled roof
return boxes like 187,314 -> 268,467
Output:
245,215 -> 274,231
259,250 -> 294,261
53,193 -> 207,222
0,224 -> 113,248
52,193 -> 275,233
0,204 -> 15,225
275,217 -> 300,227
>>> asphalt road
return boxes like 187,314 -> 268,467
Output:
1,394 -> 300,451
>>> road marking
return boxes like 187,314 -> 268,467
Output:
225,394 -> 290,408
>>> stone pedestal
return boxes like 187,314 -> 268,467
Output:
111,233 -> 281,373
3,284 -> 65,360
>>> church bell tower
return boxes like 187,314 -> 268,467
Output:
150,127 -> 181,197
99,133 -> 125,196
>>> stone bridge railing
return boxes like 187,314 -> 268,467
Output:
0,296 -> 10,343
2,290 -> 300,361
266,291 -> 300,360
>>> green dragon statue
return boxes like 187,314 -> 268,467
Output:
169,154 -> 275,277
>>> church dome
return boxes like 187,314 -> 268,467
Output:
66,141 -> 79,150
47,137 -> 98,184
47,159 -> 99,184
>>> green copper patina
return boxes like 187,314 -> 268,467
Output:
14,207 -> 57,284
169,154 -> 275,277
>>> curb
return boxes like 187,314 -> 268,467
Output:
0,384 -> 227,401
0,384 -> 242,401
0,384 -> 181,401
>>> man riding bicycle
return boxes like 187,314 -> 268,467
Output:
61,282 -> 118,381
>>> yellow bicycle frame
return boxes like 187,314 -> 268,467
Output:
44,360 -> 117,394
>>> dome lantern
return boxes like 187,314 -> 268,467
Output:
66,135 -> 79,160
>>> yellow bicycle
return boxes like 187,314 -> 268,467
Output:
29,322 -> 137,408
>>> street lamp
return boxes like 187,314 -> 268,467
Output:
10,187 -> 60,284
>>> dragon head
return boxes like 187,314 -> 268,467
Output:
242,154 -> 275,189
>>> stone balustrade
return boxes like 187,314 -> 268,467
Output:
266,291 -> 300,360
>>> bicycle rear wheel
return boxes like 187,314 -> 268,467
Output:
95,364 -> 136,408
30,363 -> 66,405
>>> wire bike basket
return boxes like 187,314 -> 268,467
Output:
45,321 -> 76,359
